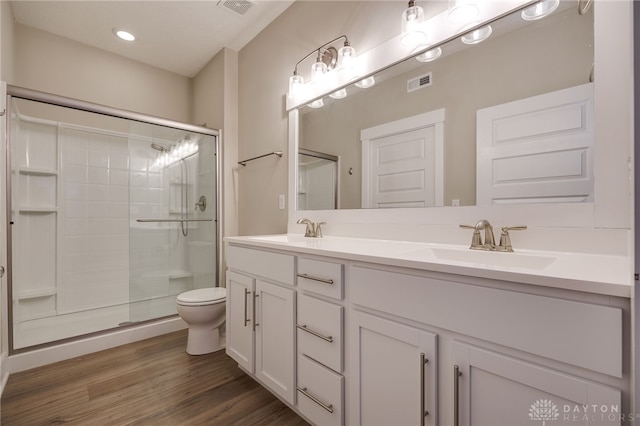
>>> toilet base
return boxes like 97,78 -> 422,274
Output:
186,327 -> 225,356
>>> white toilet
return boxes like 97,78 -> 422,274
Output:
176,287 -> 227,355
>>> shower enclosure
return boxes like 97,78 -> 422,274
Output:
6,86 -> 220,352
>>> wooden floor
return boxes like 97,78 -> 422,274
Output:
1,330 -> 309,426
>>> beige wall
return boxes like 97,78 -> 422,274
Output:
192,48 -> 239,283
13,23 -> 191,122
237,1 -> 400,235
1,1 -> 15,83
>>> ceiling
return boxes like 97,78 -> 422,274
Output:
9,0 -> 295,78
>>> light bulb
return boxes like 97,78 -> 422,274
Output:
521,0 -> 559,21
289,74 -> 304,97
401,2 -> 427,47
461,25 -> 492,45
416,47 -> 442,63
355,76 -> 375,89
311,61 -> 328,82
330,88 -> 347,99
309,99 -> 324,109
338,44 -> 357,72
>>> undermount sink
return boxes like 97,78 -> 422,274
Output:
429,247 -> 556,270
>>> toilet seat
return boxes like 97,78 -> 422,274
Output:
177,287 -> 226,306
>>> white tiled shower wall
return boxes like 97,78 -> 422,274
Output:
59,126 -> 130,313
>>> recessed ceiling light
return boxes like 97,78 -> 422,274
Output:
113,28 -> 136,42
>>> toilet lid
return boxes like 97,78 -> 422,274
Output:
177,287 -> 226,305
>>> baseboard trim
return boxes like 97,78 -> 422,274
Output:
6,317 -> 187,374
0,350 -> 9,397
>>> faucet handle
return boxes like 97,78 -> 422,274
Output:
498,226 -> 527,252
460,224 -> 482,248
315,222 -> 326,238
296,218 -> 314,237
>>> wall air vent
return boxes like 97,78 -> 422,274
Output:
407,72 -> 433,93
217,0 -> 256,16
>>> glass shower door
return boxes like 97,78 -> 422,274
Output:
7,90 -> 219,351
127,122 -> 218,323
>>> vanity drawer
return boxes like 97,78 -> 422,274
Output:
297,354 -> 344,426
297,257 -> 344,300
226,244 -> 294,285
297,294 -> 343,372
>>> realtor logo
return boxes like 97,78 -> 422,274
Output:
529,399 -> 560,425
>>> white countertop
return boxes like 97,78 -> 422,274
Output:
225,234 -> 632,298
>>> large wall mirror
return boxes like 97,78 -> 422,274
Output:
297,1 -> 593,210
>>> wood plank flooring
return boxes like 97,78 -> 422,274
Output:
1,330 -> 309,426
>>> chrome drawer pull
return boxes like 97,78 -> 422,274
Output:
297,386 -> 334,413
454,364 -> 462,426
253,293 -> 259,331
243,288 -> 250,327
297,273 -> 334,285
296,324 -> 333,342
420,353 -> 429,426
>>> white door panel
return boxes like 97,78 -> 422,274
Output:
477,83 -> 594,205
361,109 -> 444,208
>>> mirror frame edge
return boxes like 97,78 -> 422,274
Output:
288,0 -> 633,235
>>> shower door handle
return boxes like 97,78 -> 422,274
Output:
0,266 -> 4,278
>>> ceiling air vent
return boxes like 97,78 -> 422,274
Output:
407,72 -> 433,93
217,0 -> 256,16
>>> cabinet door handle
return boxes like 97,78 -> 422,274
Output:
454,364 -> 462,426
243,288 -> 250,327
297,386 -> 334,413
296,273 -> 334,285
253,292 -> 259,331
296,324 -> 333,342
420,353 -> 429,426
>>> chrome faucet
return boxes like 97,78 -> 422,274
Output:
460,220 -> 526,252
296,218 -> 326,238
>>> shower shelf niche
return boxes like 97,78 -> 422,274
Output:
18,167 -> 57,176
17,288 -> 57,300
18,208 -> 57,213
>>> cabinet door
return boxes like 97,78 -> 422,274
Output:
255,279 -> 296,404
225,271 -> 255,373
351,311 -> 438,426
451,342 -> 621,426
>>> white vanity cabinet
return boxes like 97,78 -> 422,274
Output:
225,245 -> 297,404
349,263 -> 625,426
296,256 -> 345,425
451,342 -> 621,426
351,311 -> 438,426
225,239 -> 629,426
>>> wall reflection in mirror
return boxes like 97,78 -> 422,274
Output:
297,0 -> 594,210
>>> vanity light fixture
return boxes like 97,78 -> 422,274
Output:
288,35 -> 356,99
461,24 -> 492,45
447,0 -> 480,24
113,28 -> 136,42
401,0 -> 428,47
521,0 -> 559,21
416,46 -> 442,63
355,76 -> 376,89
